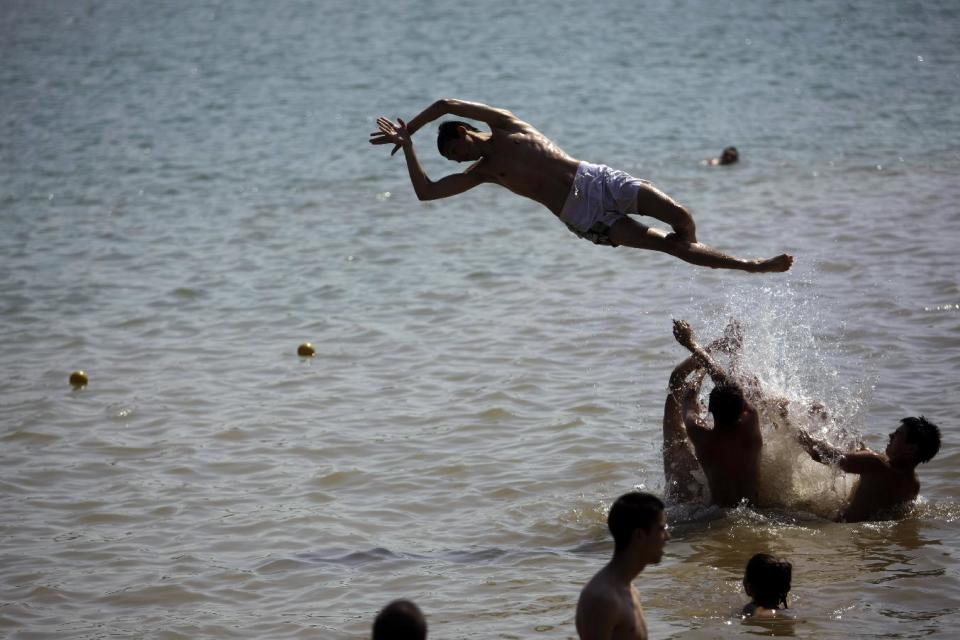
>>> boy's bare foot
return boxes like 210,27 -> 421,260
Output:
750,254 -> 794,273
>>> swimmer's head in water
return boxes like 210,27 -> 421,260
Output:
437,120 -> 480,161
708,383 -> 745,425
720,146 -> 739,165
607,492 -> 667,558
891,416 -> 941,464
372,599 -> 427,640
743,553 -> 792,609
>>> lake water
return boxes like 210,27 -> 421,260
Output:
2,1 -> 959,638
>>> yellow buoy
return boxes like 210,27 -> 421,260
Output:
297,343 -> 316,357
69,370 -> 88,387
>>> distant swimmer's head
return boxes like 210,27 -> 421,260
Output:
721,146 -> 739,164
607,492 -> 669,563
438,120 -> 481,162
888,416 -> 941,465
708,382 -> 746,426
709,146 -> 740,166
372,599 -> 427,640
743,553 -> 792,611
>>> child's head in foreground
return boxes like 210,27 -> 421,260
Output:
372,599 -> 427,640
742,553 -> 792,616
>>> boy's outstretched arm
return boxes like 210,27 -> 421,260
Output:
405,98 -> 518,135
670,329 -> 742,445
797,428 -> 843,464
370,117 -> 485,201
672,319 -> 740,391
374,99 -> 520,156
796,429 -> 888,474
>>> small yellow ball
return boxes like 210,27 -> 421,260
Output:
69,370 -> 89,387
297,343 -> 316,357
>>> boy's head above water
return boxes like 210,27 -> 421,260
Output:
608,491 -> 669,564
437,120 -> 481,161
743,553 -> 792,612
888,416 -> 941,466
708,382 -> 746,425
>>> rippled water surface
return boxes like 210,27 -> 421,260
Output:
2,1 -> 959,638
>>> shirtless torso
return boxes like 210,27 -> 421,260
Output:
798,424 -> 925,522
575,501 -> 667,640
466,123 -> 579,216
841,465 -> 919,522
671,319 -> 763,507
688,415 -> 762,507
830,450 -> 920,522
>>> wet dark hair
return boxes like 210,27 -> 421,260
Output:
720,146 -> 739,164
708,383 -> 745,425
372,599 -> 427,640
901,416 -> 941,464
744,553 -> 792,609
437,120 -> 478,154
608,492 -> 664,553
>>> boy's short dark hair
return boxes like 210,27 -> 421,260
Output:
708,383 -> 745,425
901,416 -> 941,464
437,120 -> 478,154
607,492 -> 664,553
720,146 -> 739,164
744,553 -> 792,609
372,599 -> 427,640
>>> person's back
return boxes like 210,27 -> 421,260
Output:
692,420 -> 761,507
686,382 -> 762,507
670,320 -> 763,507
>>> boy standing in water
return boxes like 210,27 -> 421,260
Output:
576,492 -> 670,640
370,98 -> 793,273
796,416 -> 941,522
662,320 -> 743,503
669,319 -> 763,507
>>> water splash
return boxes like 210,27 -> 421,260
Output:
687,279 -> 878,519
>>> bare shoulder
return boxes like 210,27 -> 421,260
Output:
488,116 -> 538,139
683,409 -> 711,443
578,570 -> 615,603
576,573 -> 624,639
577,569 -> 626,617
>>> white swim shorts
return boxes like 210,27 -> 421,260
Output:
559,162 -> 648,246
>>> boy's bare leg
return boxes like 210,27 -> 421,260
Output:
609,217 -> 794,273
636,182 -> 698,243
